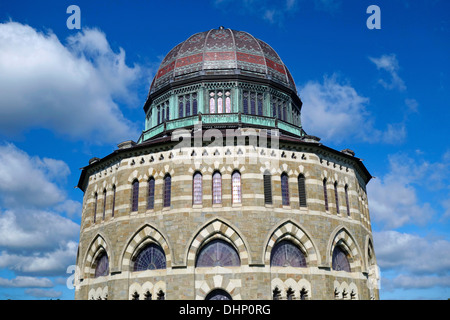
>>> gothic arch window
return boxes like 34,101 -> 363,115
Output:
102,189 -> 107,220
344,184 -> 350,216
334,181 -> 340,214
281,173 -> 290,206
212,171 -> 222,204
196,239 -> 240,267
332,246 -> 351,272
131,179 -> 139,212
163,174 -> 171,208
193,172 -> 203,205
147,177 -> 155,210
263,170 -> 272,205
94,252 -> 109,278
206,289 -> 232,300
270,240 -> 307,268
111,185 -> 116,218
93,192 -> 98,223
232,171 -> 241,204
323,178 -> 329,211
298,174 -> 307,207
133,243 -> 166,271
210,90 -> 231,114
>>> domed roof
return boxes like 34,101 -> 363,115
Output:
150,27 -> 296,94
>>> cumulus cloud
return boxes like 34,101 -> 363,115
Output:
0,276 -> 53,288
299,75 -> 406,144
369,54 -> 406,91
0,22 -> 141,143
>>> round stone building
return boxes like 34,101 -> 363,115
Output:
75,27 -> 379,300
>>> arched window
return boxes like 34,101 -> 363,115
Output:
133,243 -> 166,271
102,189 -> 107,220
212,171 -> 222,204
131,180 -> 139,212
332,246 -> 351,272
281,173 -> 290,206
232,171 -> 241,204
263,170 -> 272,205
270,240 -> 306,268
334,181 -> 340,214
298,174 -> 307,207
344,184 -> 350,216
93,192 -> 98,223
206,289 -> 232,300
94,252 -> 109,278
196,239 -> 240,267
323,178 -> 329,211
163,174 -> 171,208
193,172 -> 203,205
147,177 -> 155,210
111,185 -> 116,218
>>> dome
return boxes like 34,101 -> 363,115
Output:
150,27 -> 296,94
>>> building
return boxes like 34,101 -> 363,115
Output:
75,27 -> 379,300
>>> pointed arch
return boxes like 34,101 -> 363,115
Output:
326,226 -> 363,272
264,219 -> 319,267
195,274 -> 241,300
82,234 -> 112,279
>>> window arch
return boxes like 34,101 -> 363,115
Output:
193,172 -> 203,205
298,174 -> 307,207
133,243 -> 166,271
131,179 -> 139,212
111,185 -> 116,218
232,171 -> 241,204
147,177 -> 155,210
334,181 -> 340,214
196,239 -> 240,267
270,240 -> 306,268
102,189 -> 107,220
344,184 -> 350,216
93,192 -> 98,223
332,246 -> 351,272
281,173 -> 290,206
205,289 -> 232,300
163,174 -> 171,207
323,178 -> 329,211
212,171 -> 222,204
263,170 -> 272,205
94,252 -> 109,278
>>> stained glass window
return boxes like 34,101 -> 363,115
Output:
165,102 -> 170,121
232,171 -> 241,204
270,240 -> 306,267
147,177 -> 155,210
323,179 -> 329,211
332,246 -> 351,272
179,96 -> 184,117
212,171 -> 222,204
163,174 -> 171,207
196,239 -> 240,267
193,93 -> 198,115
217,91 -> 223,113
94,252 -> 109,277
131,180 -> 139,212
263,171 -> 272,205
243,91 -> 249,114
206,289 -> 232,300
298,174 -> 307,207
281,173 -> 290,206
344,185 -> 350,216
257,93 -> 263,115
210,92 -> 215,113
334,182 -> 340,214
185,95 -> 191,116
133,243 -> 166,271
250,92 -> 256,115
193,172 -> 202,205
225,91 -> 231,113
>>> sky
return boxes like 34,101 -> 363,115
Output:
0,0 -> 448,300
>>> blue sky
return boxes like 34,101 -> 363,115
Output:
0,0 -> 448,300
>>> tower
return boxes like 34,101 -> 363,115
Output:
75,27 -> 379,300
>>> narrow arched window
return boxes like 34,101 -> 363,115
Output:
133,243 -> 166,271
94,252 -> 109,278
270,240 -> 306,268
232,171 -> 241,204
323,178 -> 329,211
102,189 -> 107,220
193,172 -> 203,205
263,170 -> 272,205
212,171 -> 222,204
111,185 -> 116,218
281,173 -> 290,206
196,239 -> 240,267
163,174 -> 171,208
334,181 -> 340,214
298,174 -> 307,207
344,184 -> 350,216
206,289 -> 232,300
93,192 -> 98,223
147,177 -> 155,210
332,246 -> 351,272
131,180 -> 139,212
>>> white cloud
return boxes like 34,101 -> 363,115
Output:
0,22 -> 141,143
299,75 -> 406,144
25,288 -> 62,299
0,276 -> 53,288
369,54 -> 406,91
